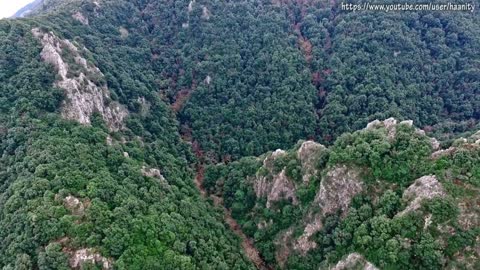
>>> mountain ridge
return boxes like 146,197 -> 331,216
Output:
204,118 -> 480,269
12,0 -> 44,18
0,0 -> 479,269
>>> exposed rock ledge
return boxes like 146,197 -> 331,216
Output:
141,166 -> 164,179
295,165 -> 363,253
397,175 -> 445,216
431,131 -> 480,159
72,11 -> 89,25
32,28 -> 128,131
254,141 -> 326,208
329,253 -> 378,270
69,248 -> 112,270
298,141 -> 326,184
366,118 -> 440,150
254,149 -> 298,208
63,195 -> 85,216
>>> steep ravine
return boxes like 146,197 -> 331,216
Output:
193,152 -> 272,270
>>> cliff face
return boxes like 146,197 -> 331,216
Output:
398,175 -> 446,216
295,165 -> 363,253
3,0 -> 480,268
32,28 -> 128,131
330,253 -> 378,270
207,118 -> 480,269
253,141 -> 326,208
254,149 -> 298,208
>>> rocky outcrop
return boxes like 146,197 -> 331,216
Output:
457,199 -> 480,230
431,135 -> 480,158
366,118 -> 440,150
295,165 -> 363,253
188,0 -> 195,12
69,249 -> 112,270
330,253 -> 378,270
431,147 -> 457,159
253,142 -> 326,208
32,28 -> 128,131
202,6 -> 211,20
106,135 -> 113,146
471,131 -> 480,142
315,165 -> 363,215
142,166 -> 166,181
205,75 -> 212,85
366,118 -> 397,140
63,195 -> 85,216
398,175 -> 446,216
254,150 -> 298,208
72,11 -> 89,25
119,27 -> 129,38
275,228 -> 294,267
431,131 -> 480,159
297,141 -> 326,184
261,169 -> 298,208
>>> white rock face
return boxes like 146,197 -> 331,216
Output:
188,0 -> 195,12
458,201 -> 480,230
70,249 -> 111,270
32,28 -> 128,131
366,118 -> 441,150
330,253 -> 378,270
297,141 -> 326,184
141,166 -> 165,181
429,138 -> 441,151
64,195 -> 85,216
106,135 -> 113,146
315,165 -> 363,216
400,120 -> 414,127
254,142 -> 326,207
267,169 -> 298,208
275,228 -> 294,267
398,175 -> 445,216
365,118 -> 397,139
205,75 -> 212,85
254,149 -> 298,208
295,165 -> 363,253
119,27 -> 129,38
471,131 -> 480,141
294,215 -> 322,252
72,12 -> 89,25
431,147 -> 457,160
365,119 -> 382,130
202,6 -> 211,20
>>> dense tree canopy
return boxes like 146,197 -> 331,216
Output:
205,123 -> 480,269
0,0 -> 479,269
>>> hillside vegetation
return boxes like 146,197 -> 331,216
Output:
204,119 -> 480,269
0,0 -> 479,269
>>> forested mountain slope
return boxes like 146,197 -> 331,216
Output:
205,119 -> 480,269
0,0 -> 479,269
1,1 -> 255,269
10,0 -> 479,160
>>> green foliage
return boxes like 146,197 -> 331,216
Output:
1,0 -> 480,269
314,0 -> 480,141
207,123 -> 480,269
0,4 -> 254,269
422,197 -> 459,224
330,124 -> 433,185
38,243 -> 69,270
377,190 -> 402,218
